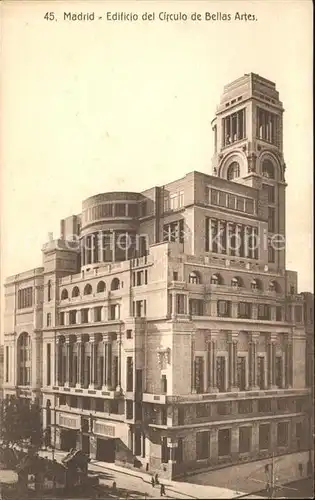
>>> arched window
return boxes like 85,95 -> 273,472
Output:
61,289 -> 68,300
269,280 -> 281,293
18,332 -> 31,386
47,280 -> 52,302
83,284 -> 92,295
251,279 -> 262,291
111,278 -> 120,291
72,286 -> 80,298
97,281 -> 106,293
231,276 -> 243,288
211,274 -> 223,285
262,159 -> 275,179
189,271 -> 201,285
227,162 -> 240,181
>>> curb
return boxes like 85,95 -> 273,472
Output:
89,459 -> 198,499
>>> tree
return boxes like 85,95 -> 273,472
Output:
0,395 -> 42,450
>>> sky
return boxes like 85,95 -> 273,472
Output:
0,0 -> 313,314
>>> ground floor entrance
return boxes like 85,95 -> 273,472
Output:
60,429 -> 77,452
96,437 -> 116,462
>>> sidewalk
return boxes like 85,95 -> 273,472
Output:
39,449 -> 263,499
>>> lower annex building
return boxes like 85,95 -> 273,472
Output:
3,73 -> 313,480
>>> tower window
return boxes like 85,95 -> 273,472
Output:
227,162 -> 240,181
262,159 -> 275,179
256,108 -> 279,146
222,108 -> 246,146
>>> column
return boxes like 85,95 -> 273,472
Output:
97,231 -> 103,263
116,337 -> 122,392
106,342 -> 112,388
89,336 -> 96,388
270,421 -> 277,452
210,427 -> 218,463
231,426 -> 239,459
97,344 -> 102,390
207,340 -> 212,390
76,339 -> 81,388
252,422 -> 259,454
65,340 -> 70,386
102,339 -> 107,389
285,336 -> 292,388
101,306 -> 107,322
244,226 -> 250,258
250,227 -> 256,259
226,222 -> 233,256
81,238 -> 85,266
249,333 -> 259,390
235,224 -> 242,257
55,338 -> 60,385
208,218 -> 213,252
171,292 -> 177,318
212,340 -> 217,390
267,335 -> 277,389
228,333 -> 239,391
83,343 -> 89,388
84,236 -> 89,266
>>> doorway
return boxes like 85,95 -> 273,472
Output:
96,438 -> 115,462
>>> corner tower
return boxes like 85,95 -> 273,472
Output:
211,73 -> 287,271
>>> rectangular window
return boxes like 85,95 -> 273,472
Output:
134,300 -> 146,318
178,406 -> 185,425
258,399 -> 271,413
163,220 -> 184,243
295,305 -> 303,323
59,312 -> 65,326
176,438 -> 183,464
257,357 -> 265,389
217,300 -> 231,317
277,422 -> 288,447
18,287 -> 33,309
110,304 -> 120,320
276,306 -> 282,321
258,304 -> 271,320
218,191 -> 227,207
259,424 -> 270,450
69,310 -> 77,325
194,357 -> 204,394
268,244 -> 275,263
46,313 -> 51,327
161,374 -> 167,394
45,343 -> 51,386
161,406 -> 167,426
217,402 -> 231,416
176,294 -> 186,314
126,357 -> 134,392
222,108 -> 246,146
256,108 -> 278,145
238,400 -> 252,414
211,189 -> 219,205
275,356 -> 283,388
94,306 -> 102,322
128,203 -> 138,217
245,198 -> 254,214
216,356 -> 226,392
268,207 -> 275,233
126,401 -> 134,420
236,197 -> 245,212
196,431 -> 210,460
238,302 -> 252,319
218,428 -> 231,457
237,357 -> 246,391
196,403 -> 209,418
115,203 -> 126,217
239,427 -> 251,453
263,184 -> 275,204
189,299 -> 204,316
81,309 -> 89,323
126,329 -> 132,339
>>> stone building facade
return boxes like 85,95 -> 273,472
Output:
3,73 -> 313,479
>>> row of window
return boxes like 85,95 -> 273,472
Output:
164,191 -> 184,213
222,108 -> 246,147
163,220 -> 185,243
132,270 -> 148,287
209,188 -> 256,215
195,421 -> 290,461
205,218 -> 259,259
187,270 -> 282,293
17,287 -> 33,309
60,278 -> 120,300
81,202 -> 147,225
256,108 -> 280,147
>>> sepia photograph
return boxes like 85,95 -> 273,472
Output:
0,1 -> 313,499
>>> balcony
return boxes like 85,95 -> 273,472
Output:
52,385 -> 122,399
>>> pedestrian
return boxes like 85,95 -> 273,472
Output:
160,483 -> 166,496
151,476 -> 155,487
154,473 -> 159,485
112,480 -> 117,491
